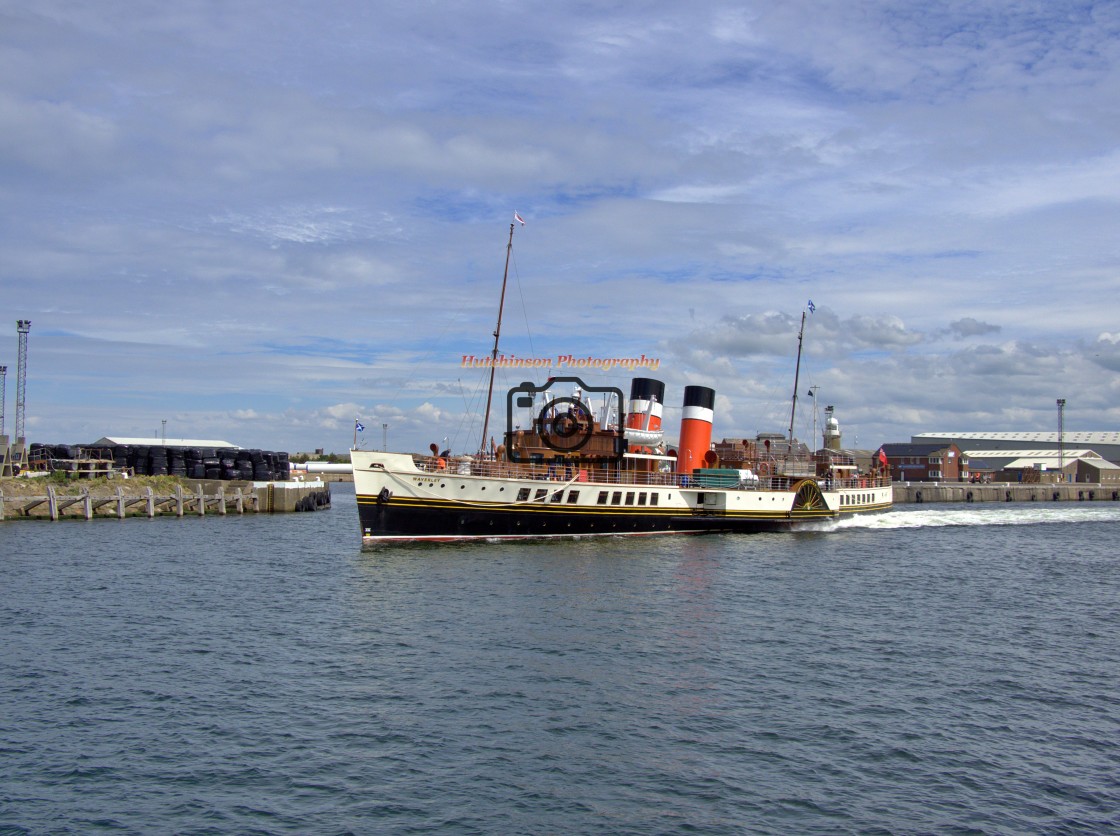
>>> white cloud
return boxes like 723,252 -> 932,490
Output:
2,0 -> 1118,454
0,91 -> 119,172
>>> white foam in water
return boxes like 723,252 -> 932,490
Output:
821,503 -> 1120,532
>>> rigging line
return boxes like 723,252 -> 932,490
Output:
445,377 -> 476,453
457,377 -> 471,414
449,372 -> 489,453
509,246 -> 537,358
472,367 -> 500,449
480,364 -> 517,452
386,306 -> 460,406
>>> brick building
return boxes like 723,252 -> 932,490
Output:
880,442 -> 964,482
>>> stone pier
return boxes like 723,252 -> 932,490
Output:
893,482 -> 1120,504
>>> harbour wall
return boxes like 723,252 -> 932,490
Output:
893,482 -> 1120,504
255,480 -> 333,512
0,479 -> 331,520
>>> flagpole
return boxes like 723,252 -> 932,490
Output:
354,418 -> 358,450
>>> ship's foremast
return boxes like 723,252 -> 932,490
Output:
479,221 -> 517,460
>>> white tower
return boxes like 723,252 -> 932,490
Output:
823,405 -> 842,452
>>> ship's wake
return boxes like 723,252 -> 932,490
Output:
815,504 -> 1120,532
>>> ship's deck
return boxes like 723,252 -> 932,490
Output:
406,454 -> 891,492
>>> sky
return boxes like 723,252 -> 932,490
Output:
1,0 -> 1118,455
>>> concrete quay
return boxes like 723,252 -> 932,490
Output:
893,482 -> 1120,504
0,479 -> 331,521
255,479 -> 333,512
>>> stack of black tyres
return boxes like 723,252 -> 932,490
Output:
201,448 -> 221,480
26,442 -> 293,481
148,446 -> 169,476
221,450 -> 241,480
54,444 -> 78,468
129,446 -> 150,475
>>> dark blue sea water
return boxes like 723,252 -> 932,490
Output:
2,486 -> 1119,835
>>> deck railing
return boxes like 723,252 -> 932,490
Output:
411,455 -> 891,491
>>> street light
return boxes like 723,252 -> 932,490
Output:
1057,398 -> 1066,483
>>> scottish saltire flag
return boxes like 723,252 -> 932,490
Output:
808,299 -> 816,313
355,421 -> 365,432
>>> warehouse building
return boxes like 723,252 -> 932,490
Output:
911,432 -> 1120,465
882,435 -> 1120,484
960,449 -> 1120,485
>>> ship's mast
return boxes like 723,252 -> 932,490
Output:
479,222 -> 516,458
786,310 -> 806,464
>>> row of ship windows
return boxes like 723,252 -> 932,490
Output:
515,487 -> 664,506
841,493 -> 876,505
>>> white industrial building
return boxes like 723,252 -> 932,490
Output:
91,437 -> 240,449
912,432 -> 1120,466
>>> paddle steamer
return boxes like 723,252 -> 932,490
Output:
352,221 -> 891,544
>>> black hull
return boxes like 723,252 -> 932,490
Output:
357,496 -> 823,543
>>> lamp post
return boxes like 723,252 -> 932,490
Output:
1057,398 -> 1066,483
